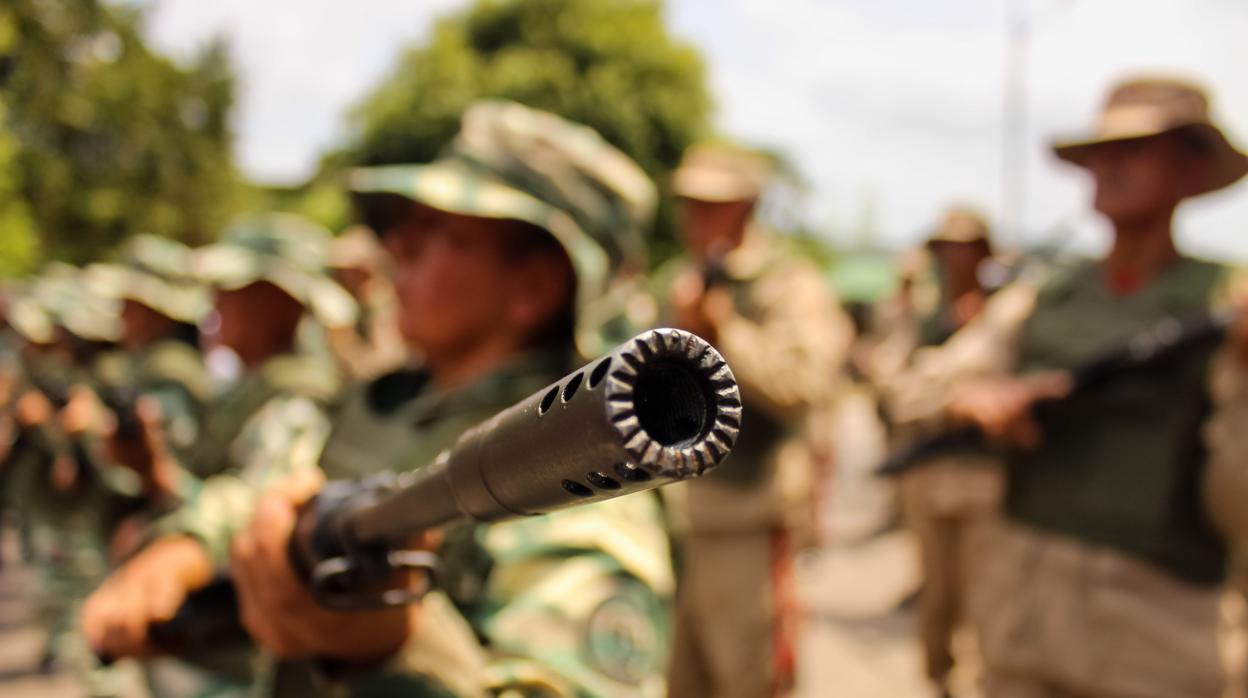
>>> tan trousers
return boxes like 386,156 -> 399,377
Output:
984,672 -> 1094,698
666,529 -> 796,698
910,512 -> 971,684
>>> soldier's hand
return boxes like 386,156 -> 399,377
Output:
230,470 -> 421,662
947,373 -> 1072,449
60,385 -> 107,437
671,270 -> 732,343
83,535 -> 214,659
14,389 -> 53,428
107,397 -> 178,498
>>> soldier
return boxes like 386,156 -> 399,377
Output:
324,226 -> 406,380
879,208 -> 1005,696
894,77 -> 1248,698
83,215 -> 355,698
76,237 -> 214,516
659,144 -> 853,698
1,266 -> 145,696
85,101 -> 675,697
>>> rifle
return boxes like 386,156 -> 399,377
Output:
97,385 -> 142,442
117,328 -> 742,658
876,307 -> 1235,477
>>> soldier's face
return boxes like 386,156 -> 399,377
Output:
382,204 -> 527,358
931,241 -> 988,288
120,299 -> 176,350
1084,134 -> 1206,226
679,198 -> 754,260
212,282 -> 304,361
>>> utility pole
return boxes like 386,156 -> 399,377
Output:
1003,0 -> 1030,243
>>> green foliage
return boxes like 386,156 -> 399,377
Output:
342,0 -> 712,261
0,97 -> 38,277
0,0 -> 241,270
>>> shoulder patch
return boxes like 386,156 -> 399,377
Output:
582,581 -> 665,686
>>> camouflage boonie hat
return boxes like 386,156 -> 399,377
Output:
195,213 -> 358,328
11,264 -> 122,343
349,100 -> 657,354
7,286 -> 55,345
328,226 -> 388,273
86,235 -> 210,325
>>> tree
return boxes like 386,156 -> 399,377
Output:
338,0 -> 712,260
0,0 -> 242,271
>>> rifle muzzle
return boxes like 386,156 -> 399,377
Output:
350,327 -> 741,544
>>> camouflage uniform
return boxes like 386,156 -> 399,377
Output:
325,227 -> 406,380
659,145 -> 853,698
136,218 -> 353,698
1,268 -> 141,697
162,101 -> 673,697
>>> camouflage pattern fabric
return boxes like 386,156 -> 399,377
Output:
4,350 -> 152,698
153,351 -> 343,562
182,353 -> 342,481
148,347 -> 674,697
195,214 -> 358,331
251,350 -> 674,698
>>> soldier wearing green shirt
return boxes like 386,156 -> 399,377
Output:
880,207 -> 1006,695
85,101 -> 675,697
896,77 -> 1248,698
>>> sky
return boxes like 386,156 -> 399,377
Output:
141,0 -> 1248,260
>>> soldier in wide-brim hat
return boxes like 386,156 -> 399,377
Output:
898,76 -> 1248,698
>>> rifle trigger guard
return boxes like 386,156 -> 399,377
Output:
309,550 -> 441,611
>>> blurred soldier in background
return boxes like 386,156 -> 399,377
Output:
325,226 -> 406,380
660,144 -> 854,698
893,77 -> 1248,698
83,215 -> 354,698
878,208 -> 1005,696
0,266 -> 139,696
78,236 -> 214,519
86,101 -> 676,697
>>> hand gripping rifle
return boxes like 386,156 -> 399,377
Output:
875,308 -> 1235,477
130,328 -> 742,657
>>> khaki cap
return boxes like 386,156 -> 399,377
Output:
926,207 -> 991,246
1053,77 -> 1248,195
671,144 -> 772,203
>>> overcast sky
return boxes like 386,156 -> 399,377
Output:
142,0 -> 1248,260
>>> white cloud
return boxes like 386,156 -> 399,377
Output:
142,0 -> 1248,260
142,0 -> 467,182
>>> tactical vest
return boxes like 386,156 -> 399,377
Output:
1007,257 -> 1228,586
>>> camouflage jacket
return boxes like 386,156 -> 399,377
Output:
269,350 -> 673,698
184,348 -> 672,697
150,351 -> 343,564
